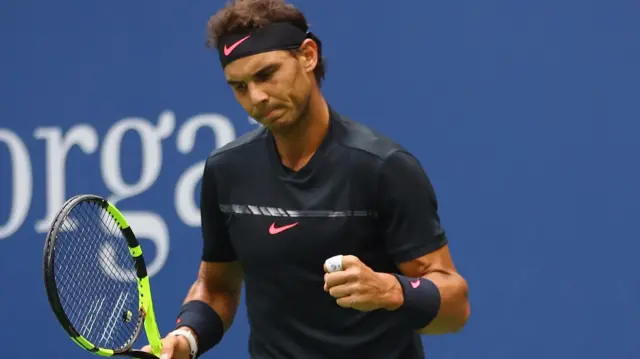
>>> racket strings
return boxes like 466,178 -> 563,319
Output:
53,200 -> 141,351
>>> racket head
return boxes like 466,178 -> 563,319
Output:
43,194 -> 161,358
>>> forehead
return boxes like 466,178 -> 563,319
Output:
224,50 -> 293,80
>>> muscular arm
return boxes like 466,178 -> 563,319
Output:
375,150 -> 469,334
172,155 -> 243,353
183,155 -> 243,335
393,245 -> 470,334
181,261 -> 244,332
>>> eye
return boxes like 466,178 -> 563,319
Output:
254,71 -> 273,83
233,83 -> 247,92
255,67 -> 277,82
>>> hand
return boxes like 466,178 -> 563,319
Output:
323,255 -> 403,312
140,331 -> 192,359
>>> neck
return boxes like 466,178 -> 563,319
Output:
272,88 -> 329,171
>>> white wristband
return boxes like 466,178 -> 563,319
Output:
171,328 -> 198,359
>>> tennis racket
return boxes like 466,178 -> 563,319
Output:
43,194 -> 163,359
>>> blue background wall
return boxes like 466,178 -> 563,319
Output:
1,1 -> 639,358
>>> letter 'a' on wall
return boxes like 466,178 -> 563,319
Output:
175,113 -> 236,227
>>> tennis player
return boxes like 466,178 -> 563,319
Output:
142,0 -> 470,358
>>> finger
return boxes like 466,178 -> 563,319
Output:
340,255 -> 361,269
157,336 -> 177,359
325,266 -> 362,288
324,271 -> 351,288
139,336 -> 176,359
336,295 -> 356,309
324,254 -> 344,273
328,283 -> 356,298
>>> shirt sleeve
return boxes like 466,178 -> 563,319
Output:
377,150 -> 448,263
200,156 -> 237,262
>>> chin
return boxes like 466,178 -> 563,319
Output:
268,114 -> 298,130
267,119 -> 291,130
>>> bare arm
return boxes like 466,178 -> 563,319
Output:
178,260 -> 244,338
373,150 -> 469,334
393,244 -> 470,334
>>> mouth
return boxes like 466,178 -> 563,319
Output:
260,108 -> 284,121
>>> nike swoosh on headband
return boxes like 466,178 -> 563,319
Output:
223,35 -> 251,56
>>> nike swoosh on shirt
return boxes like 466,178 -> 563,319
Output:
269,222 -> 299,235
223,35 -> 250,56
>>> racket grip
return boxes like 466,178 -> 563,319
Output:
129,349 -> 161,359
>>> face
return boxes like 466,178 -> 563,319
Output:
224,39 -> 319,130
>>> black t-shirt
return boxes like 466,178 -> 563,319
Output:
200,106 -> 447,359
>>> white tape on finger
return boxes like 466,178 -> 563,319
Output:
325,255 -> 344,273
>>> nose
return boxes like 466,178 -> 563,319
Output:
247,83 -> 268,107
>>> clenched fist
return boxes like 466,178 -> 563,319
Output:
323,255 -> 403,312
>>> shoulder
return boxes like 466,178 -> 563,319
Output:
333,110 -> 412,163
205,126 -> 268,169
332,110 -> 430,183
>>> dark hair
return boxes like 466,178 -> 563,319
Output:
206,0 -> 327,86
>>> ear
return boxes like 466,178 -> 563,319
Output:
298,38 -> 319,74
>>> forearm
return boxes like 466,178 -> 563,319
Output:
173,261 -> 243,356
182,276 -> 242,332
382,270 -> 469,334
416,271 -> 469,334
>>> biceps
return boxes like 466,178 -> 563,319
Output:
396,244 -> 457,278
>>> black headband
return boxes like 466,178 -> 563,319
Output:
216,22 -> 319,68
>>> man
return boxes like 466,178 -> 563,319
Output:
142,0 -> 470,358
